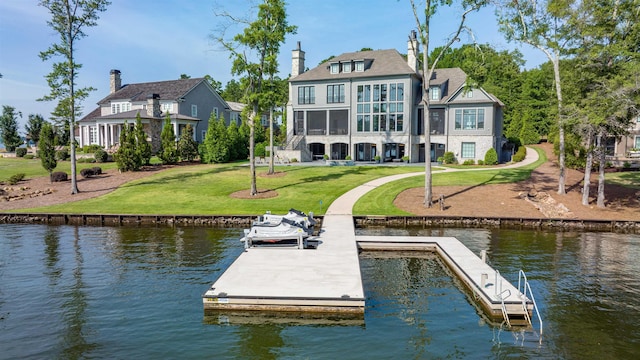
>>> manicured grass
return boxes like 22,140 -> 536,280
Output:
0,156 -> 118,181
605,171 -> 640,189
17,164 -> 422,215
353,147 -> 547,215
0,156 -> 163,182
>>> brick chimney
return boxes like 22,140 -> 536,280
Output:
407,31 -> 419,73
291,41 -> 305,77
146,93 -> 161,117
110,69 -> 121,94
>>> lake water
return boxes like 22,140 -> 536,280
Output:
1,224 -> 639,359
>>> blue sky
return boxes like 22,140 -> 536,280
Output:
0,0 -> 545,129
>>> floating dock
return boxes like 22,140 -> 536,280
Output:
203,214 -> 366,314
203,172 -> 537,326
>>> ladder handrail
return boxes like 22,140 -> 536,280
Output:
518,270 -> 544,339
497,289 -> 512,327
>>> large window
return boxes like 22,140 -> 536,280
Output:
357,82 -> 404,132
327,84 -> 345,103
461,142 -> 476,158
635,136 -> 640,149
298,86 -> 315,104
89,126 -> 97,144
455,109 -> 485,130
355,61 -> 364,72
161,102 -> 173,113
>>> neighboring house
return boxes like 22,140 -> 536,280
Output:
609,116 -> 640,160
284,33 -> 505,163
79,70 -> 234,152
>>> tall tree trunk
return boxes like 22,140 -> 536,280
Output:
249,105 -> 257,196
422,0 -> 432,208
268,106 -> 274,175
581,132 -> 593,206
552,57 -> 565,195
596,134 -> 606,208
68,13 -> 78,195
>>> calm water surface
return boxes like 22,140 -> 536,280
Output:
0,224 -> 638,359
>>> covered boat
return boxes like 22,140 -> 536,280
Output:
242,218 -> 309,248
254,208 -> 316,235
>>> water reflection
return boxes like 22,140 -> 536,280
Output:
1,224 -> 639,359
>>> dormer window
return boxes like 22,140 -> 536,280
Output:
342,62 -> 351,73
355,61 -> 364,72
111,102 -> 131,114
330,63 -> 340,74
430,86 -> 441,100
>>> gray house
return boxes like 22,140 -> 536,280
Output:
79,70 -> 238,152
285,33 -> 504,163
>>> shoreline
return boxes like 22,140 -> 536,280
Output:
1,213 -> 638,233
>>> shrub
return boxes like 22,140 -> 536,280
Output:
402,155 -> 409,162
77,157 -> 95,163
345,155 -> 352,160
91,166 -> 102,175
437,156 -> 444,164
24,154 -> 35,160
16,148 -> 27,157
325,154 -> 330,160
623,161 -> 631,169
8,173 -> 25,185
290,158 -> 298,163
51,171 -> 68,182
484,148 -> 498,165
512,146 -> 527,162
477,159 -> 484,165
255,142 -> 266,157
443,151 -> 457,164
80,168 -> 95,178
463,159 -> 475,165
82,144 -> 102,153
55,149 -> 69,161
94,148 -> 108,163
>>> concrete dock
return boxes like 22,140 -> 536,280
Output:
204,151 -> 540,324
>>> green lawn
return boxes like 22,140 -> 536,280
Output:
3,147 -> 568,216
12,163 -> 423,215
605,170 -> 640,189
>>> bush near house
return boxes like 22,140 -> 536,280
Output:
16,148 -> 27,157
462,159 -> 475,165
512,146 -> 527,162
94,148 -> 108,163
484,148 -> 498,165
443,151 -> 457,164
55,149 -> 69,161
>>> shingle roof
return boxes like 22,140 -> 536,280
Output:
290,49 -> 416,82
426,68 -> 467,104
97,77 -> 205,104
226,101 -> 246,112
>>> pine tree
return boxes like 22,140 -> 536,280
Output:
0,105 -> 23,152
134,114 -> 151,165
115,122 -> 140,172
39,122 -> 57,181
159,115 -> 177,164
177,123 -> 198,162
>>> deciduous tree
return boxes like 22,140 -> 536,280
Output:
409,0 -> 486,207
25,114 -> 47,150
497,0 -> 572,194
38,0 -> 110,194
213,0 -> 297,195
